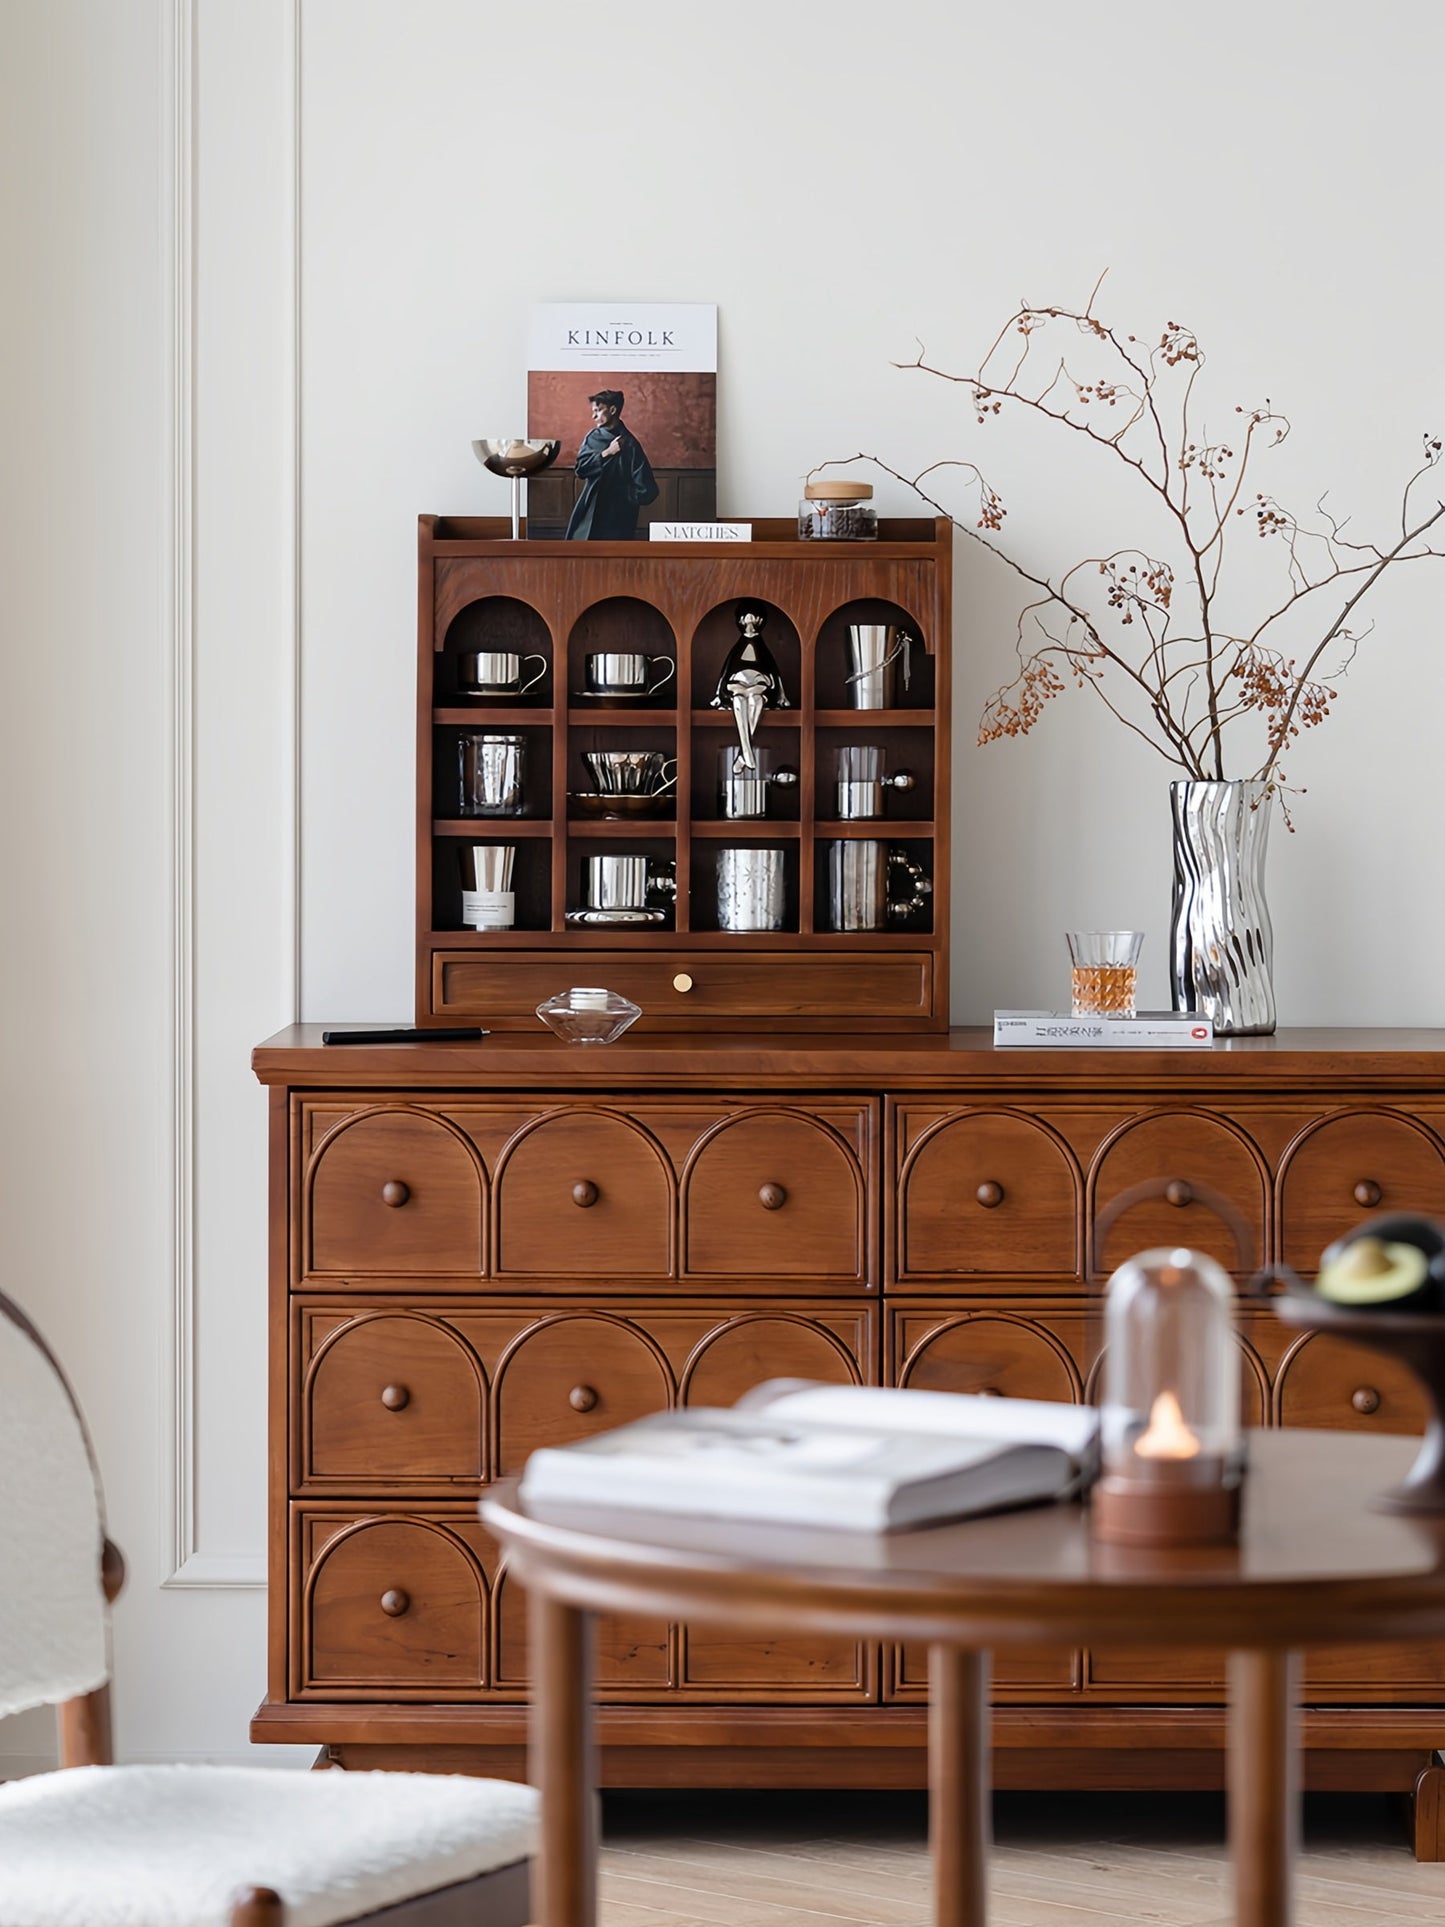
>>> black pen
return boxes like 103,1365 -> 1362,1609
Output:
321,1026 -> 488,1045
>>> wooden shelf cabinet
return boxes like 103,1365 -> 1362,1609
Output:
416,516 -> 952,1029
254,1028 -> 1445,1847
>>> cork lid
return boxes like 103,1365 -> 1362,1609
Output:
803,479 -> 874,502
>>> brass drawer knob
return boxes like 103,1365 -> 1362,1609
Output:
673,973 -> 694,993
380,1384 -> 410,1412
569,1384 -> 598,1413
975,1181 -> 1004,1209
380,1180 -> 410,1208
758,1183 -> 787,1211
379,1589 -> 410,1617
571,1181 -> 599,1208
1164,1179 -> 1194,1208
1353,1179 -> 1383,1208
1352,1386 -> 1382,1415
978,1385 -> 1005,1398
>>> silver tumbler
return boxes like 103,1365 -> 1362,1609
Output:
458,732 -> 526,816
717,847 -> 787,931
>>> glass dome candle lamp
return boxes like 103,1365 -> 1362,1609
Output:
1092,1247 -> 1245,1547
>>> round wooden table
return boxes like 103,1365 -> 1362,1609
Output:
482,1429 -> 1445,1927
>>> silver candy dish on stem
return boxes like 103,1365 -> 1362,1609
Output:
472,438 -> 562,539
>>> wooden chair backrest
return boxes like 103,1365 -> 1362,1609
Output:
0,1290 -> 115,1758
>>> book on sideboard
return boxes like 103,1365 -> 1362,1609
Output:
994,1010 -> 1214,1047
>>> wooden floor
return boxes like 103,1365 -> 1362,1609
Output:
596,1788 -> 1445,1925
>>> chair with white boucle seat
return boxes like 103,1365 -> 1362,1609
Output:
0,1290 -> 538,1926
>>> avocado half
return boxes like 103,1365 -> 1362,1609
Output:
1315,1213 -> 1445,1311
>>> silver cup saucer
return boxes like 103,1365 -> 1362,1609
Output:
571,689 -> 658,705
564,907 -> 669,927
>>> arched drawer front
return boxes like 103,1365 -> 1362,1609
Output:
894,1313 -> 1082,1404
305,1108 -> 485,1277
300,1514 -> 486,1694
897,1112 -> 1080,1281
1277,1111 -> 1445,1277
300,1312 -> 485,1488
493,1566 -> 670,1692
1091,1112 -> 1266,1275
682,1111 -> 866,1282
679,1313 -> 867,1408
494,1110 -> 673,1277
1273,1331 -> 1428,1436
493,1315 -> 673,1477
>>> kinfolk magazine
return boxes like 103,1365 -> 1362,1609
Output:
525,303 -> 717,540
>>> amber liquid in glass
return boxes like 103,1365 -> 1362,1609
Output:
1071,964 -> 1138,1017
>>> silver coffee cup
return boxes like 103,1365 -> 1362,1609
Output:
458,732 -> 526,815
828,842 -> 931,931
584,749 -> 677,795
585,651 -> 675,697
458,650 -> 546,696
717,847 -> 787,932
585,854 -> 676,911
718,745 -> 799,820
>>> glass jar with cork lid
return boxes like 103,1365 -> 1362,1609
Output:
798,479 -> 877,541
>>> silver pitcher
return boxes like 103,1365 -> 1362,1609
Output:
828,842 -> 931,931
845,624 -> 913,710
717,847 -> 788,931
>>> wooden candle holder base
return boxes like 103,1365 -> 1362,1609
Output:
1091,1467 -> 1242,1547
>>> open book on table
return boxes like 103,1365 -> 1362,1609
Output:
518,1381 -> 1099,1532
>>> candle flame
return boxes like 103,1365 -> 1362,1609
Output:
1135,1389 -> 1200,1461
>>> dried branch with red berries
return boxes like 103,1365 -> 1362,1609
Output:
812,284 -> 1444,796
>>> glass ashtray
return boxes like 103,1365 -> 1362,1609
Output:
535,986 -> 642,1045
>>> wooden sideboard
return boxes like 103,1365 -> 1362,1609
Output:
251,1026 -> 1445,1855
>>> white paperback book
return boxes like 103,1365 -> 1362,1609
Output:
518,1381 -> 1099,1532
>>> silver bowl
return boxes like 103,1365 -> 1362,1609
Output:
472,438 -> 561,477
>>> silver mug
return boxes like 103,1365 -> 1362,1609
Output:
585,651 -> 676,697
458,650 -> 546,696
586,854 -> 675,911
458,732 -> 526,815
828,842 -> 931,931
717,847 -> 788,932
844,624 -> 913,710
835,744 -> 916,820
718,746 -> 799,821
584,749 -> 677,795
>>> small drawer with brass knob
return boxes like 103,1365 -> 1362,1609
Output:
297,1507 -> 489,1695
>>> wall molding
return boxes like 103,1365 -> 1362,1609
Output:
163,0 -> 301,1591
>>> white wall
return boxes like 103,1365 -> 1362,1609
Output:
3,0 -> 1442,1765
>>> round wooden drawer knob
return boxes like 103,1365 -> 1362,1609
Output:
975,1181 -> 1004,1209
1353,1180 -> 1383,1208
380,1384 -> 410,1412
379,1589 -> 410,1617
380,1180 -> 410,1208
1352,1386 -> 1382,1415
758,1183 -> 787,1211
673,973 -> 694,993
1165,1179 -> 1194,1208
571,1181 -> 599,1208
569,1385 -> 599,1413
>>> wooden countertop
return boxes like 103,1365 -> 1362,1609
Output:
252,1026 -> 1445,1092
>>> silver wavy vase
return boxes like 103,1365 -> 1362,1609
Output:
1169,780 -> 1276,1036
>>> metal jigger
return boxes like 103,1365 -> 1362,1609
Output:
472,438 -> 562,540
